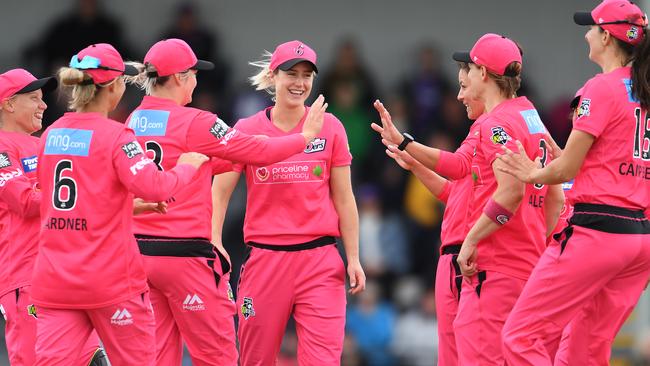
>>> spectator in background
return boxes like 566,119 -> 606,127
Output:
346,281 -> 396,366
161,2 -> 231,119
438,92 -> 472,146
22,0 -> 131,127
544,95 -> 575,147
320,37 -> 379,118
392,287 -> 438,366
329,78 -> 373,173
398,43 -> 450,138
358,184 -> 411,278
403,133 -> 454,284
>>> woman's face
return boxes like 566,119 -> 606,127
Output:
457,68 -> 485,120
464,63 -> 486,105
273,62 -> 315,108
585,25 -> 605,64
7,90 -> 47,133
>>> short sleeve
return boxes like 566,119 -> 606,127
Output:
572,77 -> 615,138
479,117 -> 518,165
330,116 -> 353,167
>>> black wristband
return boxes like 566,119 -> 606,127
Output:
397,133 -> 414,151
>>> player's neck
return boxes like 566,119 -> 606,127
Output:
483,87 -> 510,114
151,89 -> 185,106
271,103 -> 306,131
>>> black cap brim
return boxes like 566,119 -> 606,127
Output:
277,59 -> 318,73
452,51 -> 472,64
574,12 -> 596,25
16,77 -> 58,95
192,59 -> 215,71
123,64 -> 139,76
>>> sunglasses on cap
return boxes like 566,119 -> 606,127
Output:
69,55 -> 125,73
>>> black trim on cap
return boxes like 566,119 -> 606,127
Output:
452,51 -> 472,63
16,77 -> 57,95
192,59 -> 215,71
574,12 -> 596,25
277,58 -> 318,73
123,64 -> 139,76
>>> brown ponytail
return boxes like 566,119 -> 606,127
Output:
631,32 -> 650,108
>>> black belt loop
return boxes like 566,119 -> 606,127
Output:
247,236 -> 336,252
206,259 -> 222,288
559,226 -> 575,255
450,254 -> 463,301
475,271 -> 487,298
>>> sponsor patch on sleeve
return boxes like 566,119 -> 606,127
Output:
121,141 -> 144,159
490,126 -> 512,145
20,155 -> 38,173
209,118 -> 230,140
576,98 -> 591,119
0,152 -> 12,168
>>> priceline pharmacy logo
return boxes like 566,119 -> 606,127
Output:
253,161 -> 326,184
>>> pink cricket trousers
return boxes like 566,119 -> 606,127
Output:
435,245 -> 463,366
0,286 -> 100,366
237,240 -> 346,366
34,291 -> 155,366
503,204 -> 650,366
137,235 -> 238,366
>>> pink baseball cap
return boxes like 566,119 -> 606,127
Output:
0,68 -> 57,101
452,33 -> 523,76
269,40 -> 318,73
574,0 -> 648,45
144,38 -> 214,77
70,43 -> 138,84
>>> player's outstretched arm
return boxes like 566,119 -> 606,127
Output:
385,147 -> 451,202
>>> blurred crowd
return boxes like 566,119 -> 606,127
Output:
2,0 -> 649,365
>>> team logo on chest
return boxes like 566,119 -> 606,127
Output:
241,297 -> 256,319
0,152 -> 11,168
304,138 -> 326,154
576,98 -> 591,119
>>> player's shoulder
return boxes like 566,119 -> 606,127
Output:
233,109 -> 269,133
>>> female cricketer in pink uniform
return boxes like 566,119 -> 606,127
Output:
0,68 -> 106,365
213,40 -> 366,365
499,1 -> 650,364
31,43 -> 209,366
372,63 -> 487,366
451,34 -> 562,364
124,38 -> 325,366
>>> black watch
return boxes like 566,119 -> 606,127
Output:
397,133 -> 414,151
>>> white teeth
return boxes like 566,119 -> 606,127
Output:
289,90 -> 304,95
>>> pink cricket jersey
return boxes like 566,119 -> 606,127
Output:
233,107 -> 352,245
32,112 -> 198,309
127,96 -> 306,239
438,119 -> 484,249
571,67 -> 650,210
436,116 -> 487,179
0,204 -> 7,296
0,131 -> 40,296
469,97 -> 550,280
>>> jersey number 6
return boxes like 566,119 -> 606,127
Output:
53,160 -> 77,211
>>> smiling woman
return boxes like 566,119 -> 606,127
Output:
212,40 -> 365,366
